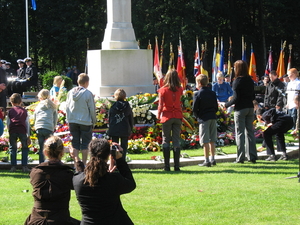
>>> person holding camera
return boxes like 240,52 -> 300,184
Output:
73,139 -> 136,225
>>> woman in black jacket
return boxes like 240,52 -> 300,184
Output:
73,139 -> 136,225
225,60 -> 257,163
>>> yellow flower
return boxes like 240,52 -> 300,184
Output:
216,111 -> 220,116
185,90 -> 193,97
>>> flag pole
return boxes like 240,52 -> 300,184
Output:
25,0 -> 29,57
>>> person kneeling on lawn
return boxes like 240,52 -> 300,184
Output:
258,108 -> 293,161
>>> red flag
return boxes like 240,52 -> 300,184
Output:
153,37 -> 162,81
248,45 -> 258,83
176,38 -> 186,89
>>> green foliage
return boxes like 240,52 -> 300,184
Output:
40,71 -> 73,91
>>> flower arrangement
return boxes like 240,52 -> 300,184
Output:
0,137 -> 9,152
127,93 -> 158,124
216,104 -> 233,132
94,97 -> 113,128
127,139 -> 148,154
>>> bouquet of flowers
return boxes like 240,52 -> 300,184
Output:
94,97 -> 113,128
127,93 -> 158,124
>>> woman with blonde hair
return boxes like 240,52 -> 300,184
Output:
25,136 -> 80,225
157,69 -> 183,171
34,89 -> 58,163
50,76 -> 63,99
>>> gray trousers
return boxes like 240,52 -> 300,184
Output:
162,118 -> 182,148
234,108 -> 257,161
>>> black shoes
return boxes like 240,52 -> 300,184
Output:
211,160 -> 217,166
278,154 -> 288,160
198,161 -> 211,167
265,155 -> 276,161
249,159 -> 256,164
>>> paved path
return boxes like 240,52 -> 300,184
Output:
0,144 -> 299,170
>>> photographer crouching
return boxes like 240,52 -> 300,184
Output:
73,139 -> 136,225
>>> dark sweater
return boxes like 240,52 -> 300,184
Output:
108,101 -> 134,137
73,158 -> 136,225
192,86 -> 218,123
225,75 -> 255,110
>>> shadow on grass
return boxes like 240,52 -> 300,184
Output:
132,160 -> 300,176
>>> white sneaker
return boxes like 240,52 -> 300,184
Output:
10,166 -> 16,172
22,166 -> 31,172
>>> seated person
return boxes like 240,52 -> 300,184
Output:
24,136 -> 80,225
13,57 -> 38,94
212,72 -> 233,102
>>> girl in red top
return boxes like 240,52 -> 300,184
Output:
157,70 -> 183,171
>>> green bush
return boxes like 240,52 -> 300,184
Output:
40,71 -> 73,91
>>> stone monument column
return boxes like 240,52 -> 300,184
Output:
88,0 -> 153,97
102,0 -> 139,49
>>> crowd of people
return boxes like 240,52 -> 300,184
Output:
1,57 -> 299,223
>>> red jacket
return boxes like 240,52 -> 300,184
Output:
158,86 -> 183,123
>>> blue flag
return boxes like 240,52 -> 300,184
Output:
31,0 -> 36,10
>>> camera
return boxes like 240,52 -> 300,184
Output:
110,145 -> 118,159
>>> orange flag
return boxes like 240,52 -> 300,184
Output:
248,44 -> 257,83
277,41 -> 286,80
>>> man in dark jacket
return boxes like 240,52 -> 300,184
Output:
0,60 -> 8,109
264,70 -> 285,110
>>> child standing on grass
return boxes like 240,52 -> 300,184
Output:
34,89 -> 58,163
108,89 -> 134,159
192,74 -> 218,167
66,73 -> 96,165
7,93 -> 31,172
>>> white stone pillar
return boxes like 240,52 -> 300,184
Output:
102,0 -> 139,49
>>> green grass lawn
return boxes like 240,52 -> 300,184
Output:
1,159 -> 300,225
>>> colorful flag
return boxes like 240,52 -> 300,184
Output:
200,43 -> 209,76
159,34 -> 164,71
193,37 -> 200,77
168,43 -> 175,71
31,0 -> 36,10
176,37 -> 186,89
264,47 -> 273,76
227,37 -> 232,79
147,40 -> 151,50
242,36 -> 246,61
276,41 -> 286,79
212,37 -> 217,83
248,44 -> 258,83
287,44 -> 292,72
153,37 -> 161,80
218,37 -> 224,74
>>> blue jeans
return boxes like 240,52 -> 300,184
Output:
36,128 -> 53,163
288,108 -> 297,129
234,108 -> 257,162
9,133 -> 29,166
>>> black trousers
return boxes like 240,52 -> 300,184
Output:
263,117 -> 293,155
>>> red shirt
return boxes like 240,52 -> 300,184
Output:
158,86 -> 183,123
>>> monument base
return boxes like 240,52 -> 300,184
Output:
88,49 -> 154,97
